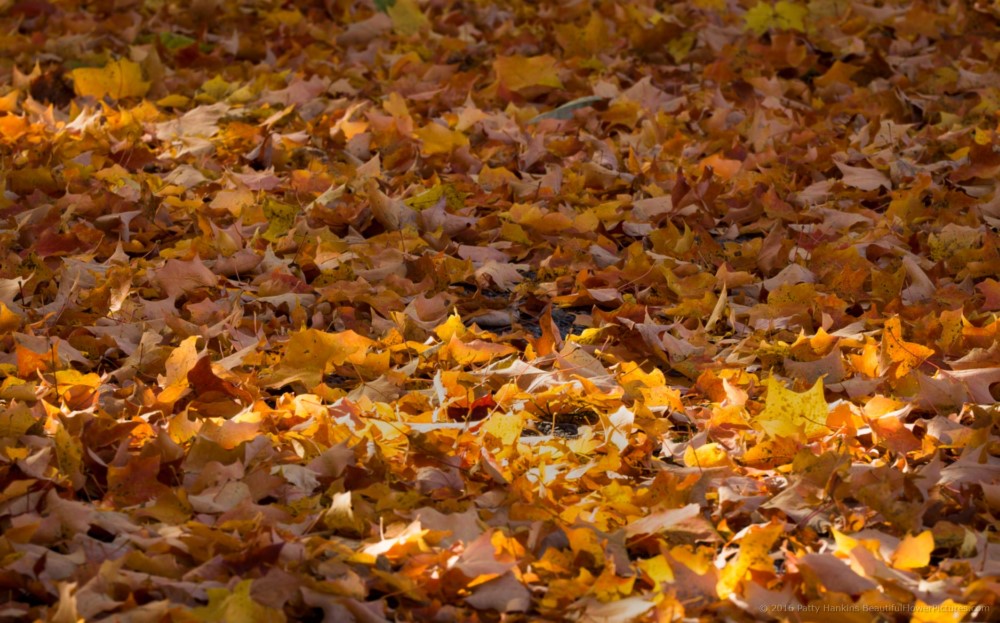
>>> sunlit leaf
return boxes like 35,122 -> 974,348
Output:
268,329 -> 373,388
891,530 -> 934,570
71,58 -> 150,100
717,521 -> 784,598
752,377 -> 829,440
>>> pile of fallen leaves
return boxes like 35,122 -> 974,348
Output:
2,0 -> 999,620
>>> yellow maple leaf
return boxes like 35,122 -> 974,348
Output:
775,1 -> 808,30
158,335 -> 201,405
405,184 -> 465,211
0,89 -> 19,113
414,122 -> 469,156
434,312 -> 467,342
54,422 -> 84,489
880,316 -> 934,380
717,521 -> 784,598
440,335 -> 517,366
752,376 -> 829,440
745,1 -> 808,35
71,58 -> 150,100
387,0 -> 428,35
192,579 -> 285,623
481,410 -> 522,446
636,554 -> 675,585
494,55 -> 563,94
262,199 -> 298,242
269,329 -> 373,388
911,600 -> 974,623
0,302 -> 21,333
891,530 -> 934,570
683,443 -> 730,468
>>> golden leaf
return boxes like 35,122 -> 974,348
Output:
268,329 -> 373,389
494,55 -> 563,93
752,376 -> 829,440
880,316 -> 934,380
71,58 -> 150,100
891,530 -> 934,570
717,521 -> 784,598
414,122 -> 469,156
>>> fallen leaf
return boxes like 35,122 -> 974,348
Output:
752,377 -> 829,440
494,55 -> 563,94
71,58 -> 150,99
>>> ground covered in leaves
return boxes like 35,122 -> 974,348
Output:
1,0 -> 1000,621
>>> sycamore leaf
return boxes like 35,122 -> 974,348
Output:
71,58 -> 150,100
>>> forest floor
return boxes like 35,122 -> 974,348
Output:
1,0 -> 999,621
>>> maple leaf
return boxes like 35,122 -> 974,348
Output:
386,0 -> 428,35
891,530 -> 934,570
751,376 -> 829,440
880,316 -> 935,380
414,121 -> 469,156
837,161 -> 892,191
266,328 -> 374,388
192,579 -> 286,623
717,521 -> 784,598
494,55 -> 563,94
6,0 -> 1000,620
744,1 -> 808,35
71,58 -> 150,100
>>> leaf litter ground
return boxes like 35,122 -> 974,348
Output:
1,0 -> 1000,621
